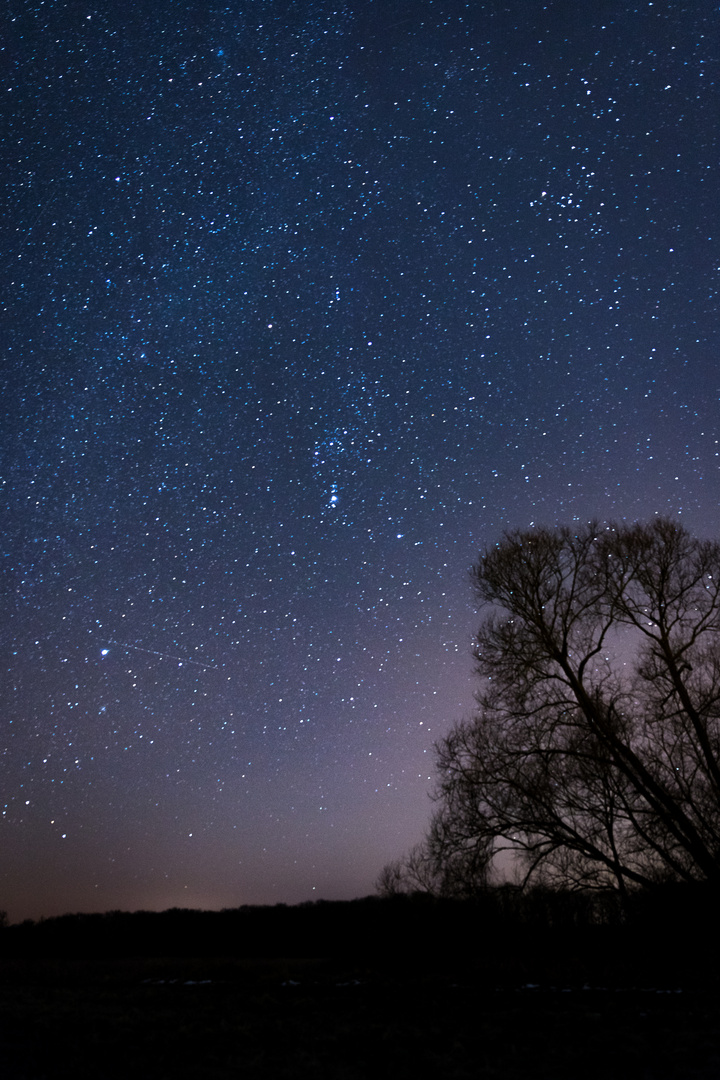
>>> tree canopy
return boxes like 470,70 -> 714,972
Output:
381,519 -> 720,899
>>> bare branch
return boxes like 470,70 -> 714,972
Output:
384,520 -> 720,899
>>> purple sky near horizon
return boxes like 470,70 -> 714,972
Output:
2,0 -> 720,922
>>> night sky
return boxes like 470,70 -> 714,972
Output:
3,0 -> 719,922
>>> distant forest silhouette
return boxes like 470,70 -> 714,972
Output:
2,884 -> 719,986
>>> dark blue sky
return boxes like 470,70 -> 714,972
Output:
3,0 -> 719,920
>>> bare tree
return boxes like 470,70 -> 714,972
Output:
383,519 -> 720,897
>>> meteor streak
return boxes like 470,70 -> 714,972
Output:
101,641 -> 219,670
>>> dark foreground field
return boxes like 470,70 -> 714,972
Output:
2,890 -> 720,1079
3,956 -> 720,1079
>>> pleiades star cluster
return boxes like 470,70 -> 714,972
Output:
2,0 -> 719,921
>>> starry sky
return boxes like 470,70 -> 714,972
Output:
2,0 -> 719,922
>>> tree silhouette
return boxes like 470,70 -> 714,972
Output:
382,519 -> 720,898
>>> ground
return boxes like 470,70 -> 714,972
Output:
2,956 -> 720,1079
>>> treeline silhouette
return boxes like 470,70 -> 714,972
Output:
2,884 -> 718,984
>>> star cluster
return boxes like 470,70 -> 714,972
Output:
2,0 -> 719,920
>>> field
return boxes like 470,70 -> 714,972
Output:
4,956 -> 720,1078
2,893 -> 720,1078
